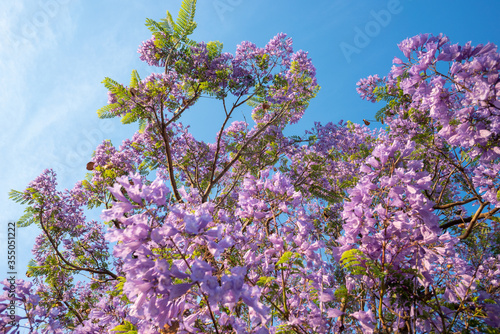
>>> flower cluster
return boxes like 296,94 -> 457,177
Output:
350,33 -> 500,332
3,13 -> 500,333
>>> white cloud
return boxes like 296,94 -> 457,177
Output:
0,0 -> 77,143
0,1 -> 80,291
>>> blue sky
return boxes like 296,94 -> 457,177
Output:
1,0 -> 500,294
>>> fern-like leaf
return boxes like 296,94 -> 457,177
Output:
121,112 -> 139,125
130,70 -> 141,88
97,103 -> 121,119
175,0 -> 197,39
102,77 -> 121,91
246,96 -> 264,108
340,249 -> 367,275
145,18 -> 169,35
26,259 -> 46,278
163,11 -> 176,34
102,77 -> 130,100
16,207 -> 37,228
309,185 -> 342,204
9,189 -> 33,205
138,118 -> 147,132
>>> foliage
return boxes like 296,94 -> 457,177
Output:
2,3 -> 500,334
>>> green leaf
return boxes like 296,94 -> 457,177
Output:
97,102 -> 121,119
334,285 -> 349,300
102,77 -> 121,92
112,320 -> 137,334
115,276 -> 126,292
206,40 -> 223,58
111,320 -> 137,333
16,208 -> 37,228
174,0 -> 197,40
9,189 -> 33,205
165,11 -> 176,33
340,249 -> 367,275
129,70 -> 141,88
256,276 -> 276,286
145,18 -> 169,35
276,251 -> 294,266
138,118 -> 147,132
121,112 -> 139,125
25,260 -> 45,278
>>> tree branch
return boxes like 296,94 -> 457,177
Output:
458,202 -> 487,240
439,206 -> 498,231
201,104 -> 289,202
153,101 -> 183,203
433,197 -> 476,210
38,210 -> 118,280
206,95 -> 241,196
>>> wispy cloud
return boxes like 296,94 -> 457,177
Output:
0,1 -> 80,290
0,0 -> 77,143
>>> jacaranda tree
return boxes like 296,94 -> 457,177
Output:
2,1 -> 500,333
